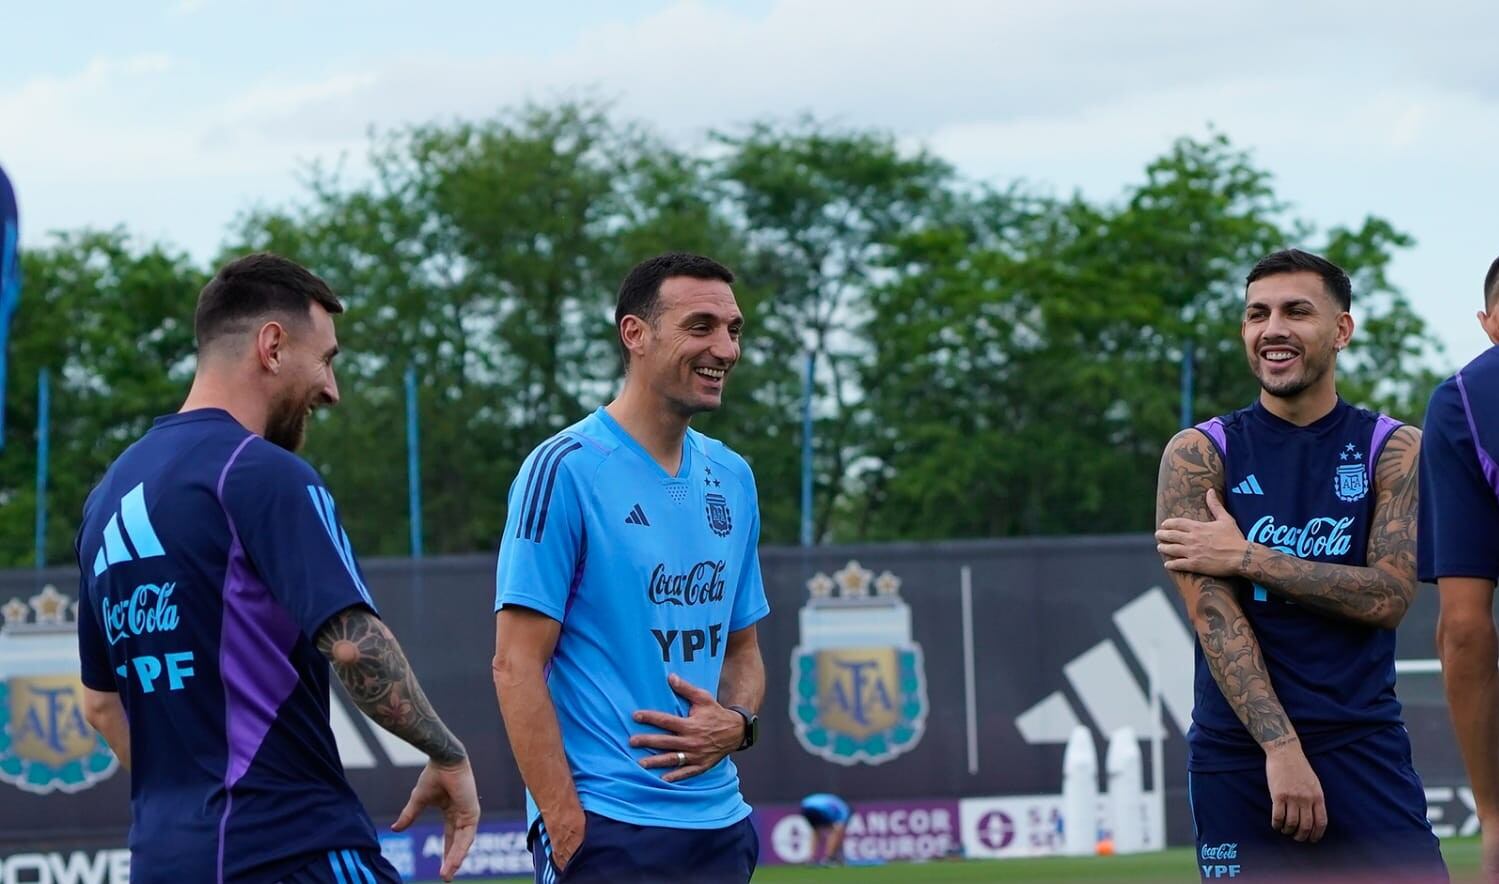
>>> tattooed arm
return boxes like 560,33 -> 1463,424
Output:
1240,426 -> 1420,629
1157,429 -> 1295,746
1157,429 -> 1326,842
1158,426 -> 1420,629
317,605 -> 479,881
317,605 -> 467,764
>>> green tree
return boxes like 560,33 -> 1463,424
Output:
0,231 -> 202,566
855,133 -> 1441,540
712,118 -> 960,542
230,101 -> 748,555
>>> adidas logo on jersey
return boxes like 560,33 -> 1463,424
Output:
625,504 -> 651,526
92,482 -> 166,575
1231,474 -> 1265,495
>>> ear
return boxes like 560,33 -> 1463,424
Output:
255,320 -> 288,374
1481,310 -> 1499,346
1333,310 -> 1355,352
618,314 -> 652,362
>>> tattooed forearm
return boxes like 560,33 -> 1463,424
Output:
1195,580 -> 1293,743
1158,429 -> 1296,748
1242,426 -> 1420,630
316,606 -> 467,766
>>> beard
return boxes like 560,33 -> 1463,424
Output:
264,387 -> 317,451
1253,343 -> 1336,399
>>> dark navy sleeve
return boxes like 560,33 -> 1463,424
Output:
221,439 -> 378,640
76,571 -> 116,692
1419,379 -> 1499,582
495,438 -> 584,622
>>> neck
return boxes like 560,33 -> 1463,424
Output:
1258,378 -> 1339,427
605,377 -> 692,474
180,368 -> 269,436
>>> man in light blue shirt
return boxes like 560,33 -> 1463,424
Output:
493,253 -> 769,883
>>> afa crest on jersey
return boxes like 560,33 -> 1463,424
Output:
0,586 -> 119,795
705,493 -> 733,538
790,561 -> 927,766
1334,443 -> 1369,503
701,466 -> 734,538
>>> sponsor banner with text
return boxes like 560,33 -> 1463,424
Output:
379,819 -> 531,881
959,793 -> 1164,859
754,798 -> 960,866
0,847 -> 130,884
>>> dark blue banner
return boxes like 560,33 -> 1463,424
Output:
0,163 -> 19,450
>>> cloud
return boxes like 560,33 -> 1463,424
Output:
2,0 -> 1497,358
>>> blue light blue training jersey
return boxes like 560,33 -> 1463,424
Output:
800,793 -> 850,823
495,407 -> 770,831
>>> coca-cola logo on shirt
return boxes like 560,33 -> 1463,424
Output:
647,561 -> 727,606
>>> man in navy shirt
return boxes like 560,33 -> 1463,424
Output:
76,254 -> 479,883
1420,256 -> 1499,880
1155,249 -> 1445,881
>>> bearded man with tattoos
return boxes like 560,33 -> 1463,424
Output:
75,255 -> 478,884
1155,249 -> 1446,883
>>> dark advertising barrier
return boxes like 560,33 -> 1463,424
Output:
0,536 -> 1462,859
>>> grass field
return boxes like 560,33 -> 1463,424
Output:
464,836 -> 1480,882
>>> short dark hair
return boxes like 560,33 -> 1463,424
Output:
195,252 -> 342,352
1245,248 -> 1352,312
1484,256 -> 1499,311
614,253 -> 735,365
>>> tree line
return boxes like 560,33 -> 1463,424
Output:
0,101 -> 1444,566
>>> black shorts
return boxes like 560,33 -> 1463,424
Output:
531,810 -> 758,883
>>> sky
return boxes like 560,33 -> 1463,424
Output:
3,0 -> 1497,367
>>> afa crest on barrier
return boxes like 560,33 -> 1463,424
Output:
790,561 -> 927,765
0,586 -> 119,795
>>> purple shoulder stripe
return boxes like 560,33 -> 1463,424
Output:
1456,371 -> 1499,502
1194,418 -> 1228,458
1368,415 -> 1403,483
213,434 -> 303,884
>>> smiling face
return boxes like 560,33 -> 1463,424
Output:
1242,271 -> 1353,400
262,302 -> 341,451
623,275 -> 743,417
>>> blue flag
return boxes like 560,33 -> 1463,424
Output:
0,163 -> 18,450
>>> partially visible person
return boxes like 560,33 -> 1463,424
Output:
1421,256 -> 1499,882
76,253 -> 479,883
799,793 -> 851,866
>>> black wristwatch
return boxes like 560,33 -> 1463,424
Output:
726,705 -> 758,751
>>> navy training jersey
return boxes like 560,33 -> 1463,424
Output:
496,408 -> 770,831
74,409 -> 383,883
1188,399 -> 1405,771
1419,345 -> 1499,583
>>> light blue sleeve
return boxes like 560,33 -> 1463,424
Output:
729,466 -> 770,632
495,437 -> 586,622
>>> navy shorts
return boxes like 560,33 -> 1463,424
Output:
531,810 -> 758,883
277,848 -> 401,884
1189,725 -> 1447,883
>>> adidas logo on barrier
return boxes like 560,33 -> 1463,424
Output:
92,483 -> 166,575
1231,474 -> 1265,495
625,504 -> 651,526
1014,587 -> 1195,746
